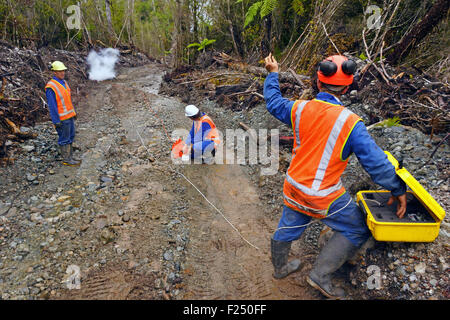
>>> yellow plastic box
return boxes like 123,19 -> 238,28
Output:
356,152 -> 446,242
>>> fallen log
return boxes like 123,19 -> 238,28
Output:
4,118 -> 37,139
216,84 -> 250,96
244,65 -> 310,84
213,52 -> 310,85
5,118 -> 20,134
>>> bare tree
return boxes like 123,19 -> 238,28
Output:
105,0 -> 114,37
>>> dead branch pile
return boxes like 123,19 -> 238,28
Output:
357,57 -> 449,136
161,50 -> 448,139
160,51 -> 311,111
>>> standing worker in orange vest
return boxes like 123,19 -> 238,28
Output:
45,61 -> 80,166
182,104 -> 220,164
264,53 -> 407,299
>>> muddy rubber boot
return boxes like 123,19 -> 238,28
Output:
271,237 -> 301,279
306,232 -> 358,299
69,144 -> 82,164
202,154 -> 215,164
61,145 -> 80,166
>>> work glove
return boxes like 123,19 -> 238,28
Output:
181,154 -> 190,162
54,122 -> 62,129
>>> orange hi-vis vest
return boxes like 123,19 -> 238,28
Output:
194,114 -> 221,146
45,79 -> 76,121
283,99 -> 361,218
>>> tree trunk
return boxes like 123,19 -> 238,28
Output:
127,0 -> 135,46
228,21 -> 240,57
192,0 -> 198,41
261,13 -> 272,57
105,0 -> 114,37
387,0 -> 450,64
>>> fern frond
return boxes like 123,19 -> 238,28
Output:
244,1 -> 263,28
260,0 -> 278,18
187,43 -> 201,49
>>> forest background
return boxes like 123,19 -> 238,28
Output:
0,0 -> 448,80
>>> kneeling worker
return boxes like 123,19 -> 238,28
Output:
45,61 -> 80,166
182,105 -> 220,163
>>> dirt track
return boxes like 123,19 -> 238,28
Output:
41,63 -> 319,300
2,62 -> 448,301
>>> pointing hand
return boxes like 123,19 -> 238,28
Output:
264,53 -> 279,73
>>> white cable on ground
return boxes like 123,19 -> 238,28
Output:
129,118 -> 261,251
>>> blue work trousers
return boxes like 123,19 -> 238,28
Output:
273,192 -> 371,247
55,118 -> 76,146
191,140 -> 215,159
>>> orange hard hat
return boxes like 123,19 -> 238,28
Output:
317,55 -> 356,86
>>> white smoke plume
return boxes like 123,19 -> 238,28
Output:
86,48 -> 120,81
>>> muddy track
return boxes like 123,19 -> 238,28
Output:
181,163 -> 315,299
46,63 -> 319,300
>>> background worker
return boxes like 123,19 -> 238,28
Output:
264,53 -> 407,299
45,61 -> 80,166
182,104 -> 220,164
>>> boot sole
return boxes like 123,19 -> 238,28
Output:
306,276 -> 342,300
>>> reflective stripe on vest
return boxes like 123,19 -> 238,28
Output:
45,79 -> 76,121
312,108 -> 353,190
293,100 -> 308,153
284,99 -> 360,217
283,193 -> 328,216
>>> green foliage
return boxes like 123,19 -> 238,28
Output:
376,116 -> 401,128
187,38 -> 216,52
244,1 -> 263,28
292,0 -> 305,16
244,0 -> 278,28
260,0 -> 278,18
359,52 -> 368,60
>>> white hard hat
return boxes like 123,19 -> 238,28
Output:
185,104 -> 199,117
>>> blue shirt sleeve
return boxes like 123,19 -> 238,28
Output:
45,88 -> 61,124
346,122 -> 406,196
263,72 -> 295,126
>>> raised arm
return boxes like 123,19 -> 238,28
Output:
263,54 -> 294,126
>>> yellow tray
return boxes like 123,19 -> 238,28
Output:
356,152 -> 445,242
